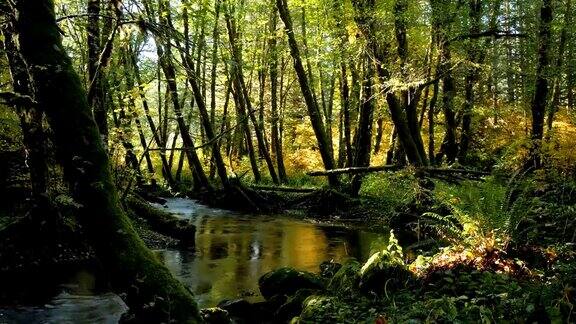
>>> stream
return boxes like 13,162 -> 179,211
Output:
0,198 -> 387,323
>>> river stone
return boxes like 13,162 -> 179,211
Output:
217,299 -> 252,318
200,307 -> 231,324
275,289 -> 318,322
320,261 -> 342,278
359,264 -> 414,295
328,260 -> 361,293
259,267 -> 325,300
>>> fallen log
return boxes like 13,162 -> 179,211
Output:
306,165 -> 402,176
249,185 -> 318,193
307,165 -> 490,178
423,168 -> 491,176
125,195 -> 196,246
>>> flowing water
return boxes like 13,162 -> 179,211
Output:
0,198 -> 387,323
154,198 -> 386,308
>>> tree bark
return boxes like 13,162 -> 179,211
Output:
225,6 -> 279,184
14,1 -> 202,321
269,2 -> 288,183
350,56 -> 375,195
2,27 -> 48,199
276,0 -> 339,187
87,0 -> 108,146
528,0 -> 553,169
546,0 -> 571,132
458,0 -> 482,163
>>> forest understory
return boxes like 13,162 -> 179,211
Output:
1,0 -> 576,322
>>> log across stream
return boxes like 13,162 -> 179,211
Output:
0,198 -> 387,322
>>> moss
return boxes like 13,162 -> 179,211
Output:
125,195 -> 196,246
15,1 -> 202,322
259,267 -> 325,300
327,260 -> 361,294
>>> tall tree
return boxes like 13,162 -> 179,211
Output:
269,1 -> 288,183
276,0 -> 340,187
352,0 -> 428,167
546,0 -> 572,132
224,2 -> 279,184
149,0 -> 212,190
13,0 -> 202,321
528,0 -> 553,168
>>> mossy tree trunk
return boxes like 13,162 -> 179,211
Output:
13,1 -> 202,322
1,25 -> 48,200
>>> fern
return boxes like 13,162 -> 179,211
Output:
421,211 -> 463,244
360,230 -> 405,276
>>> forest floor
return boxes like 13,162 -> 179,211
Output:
110,169 -> 576,323
1,168 -> 575,323
193,170 -> 576,323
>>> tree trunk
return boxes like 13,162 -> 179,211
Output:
458,0 -> 482,163
179,0 -> 230,189
14,1 -> 202,321
122,48 -> 156,183
269,3 -> 288,183
568,44 -> 576,111
546,0 -> 571,132
340,63 -> 354,167
352,0 -> 427,167
130,52 -> 176,189
87,0 -> 108,146
528,0 -> 553,169
2,27 -> 48,199
151,0 -> 211,191
225,7 -> 279,184
276,0 -> 339,187
350,57 -> 375,195
440,49 -> 458,164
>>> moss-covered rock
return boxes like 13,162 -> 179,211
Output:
319,261 -> 342,278
275,289 -> 318,323
259,267 -> 325,300
359,263 -> 414,295
327,260 -> 361,294
125,195 -> 196,246
200,307 -> 231,324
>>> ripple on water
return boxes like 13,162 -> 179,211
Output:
0,197 -> 386,322
155,198 -> 387,308
0,293 -> 128,324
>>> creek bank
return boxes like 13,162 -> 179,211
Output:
0,200 -> 98,305
0,193 -> 197,308
125,195 -> 196,248
201,246 -> 575,323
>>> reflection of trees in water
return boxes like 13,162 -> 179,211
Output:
318,226 -> 361,258
157,213 -> 385,307
208,241 -> 228,260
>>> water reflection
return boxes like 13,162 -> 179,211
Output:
155,198 -> 385,308
0,293 -> 127,324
